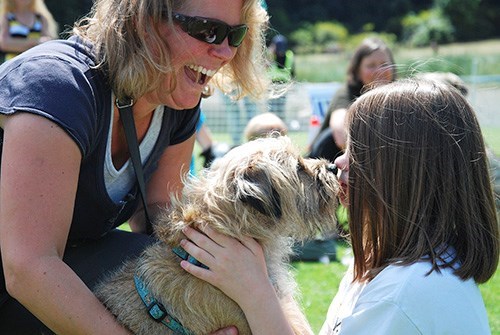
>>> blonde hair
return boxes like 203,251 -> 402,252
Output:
1,0 -> 58,38
347,79 -> 499,284
72,0 -> 270,101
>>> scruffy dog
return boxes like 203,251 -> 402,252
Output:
94,136 -> 340,335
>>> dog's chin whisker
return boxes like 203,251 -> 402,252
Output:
93,136 -> 338,335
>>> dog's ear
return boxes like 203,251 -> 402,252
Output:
237,165 -> 282,219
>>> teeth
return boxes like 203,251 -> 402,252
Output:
188,64 -> 216,77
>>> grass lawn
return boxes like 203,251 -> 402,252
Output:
483,126 -> 500,155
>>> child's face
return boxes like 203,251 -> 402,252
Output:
333,151 -> 349,207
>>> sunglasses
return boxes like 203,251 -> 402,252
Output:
173,13 -> 248,47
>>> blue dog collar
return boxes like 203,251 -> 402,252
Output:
172,246 -> 209,269
134,275 -> 193,335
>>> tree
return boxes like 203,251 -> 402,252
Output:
402,8 -> 454,47
434,0 -> 500,41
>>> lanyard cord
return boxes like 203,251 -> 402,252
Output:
115,97 -> 153,234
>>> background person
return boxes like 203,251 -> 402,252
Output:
243,111 -> 287,142
0,0 -> 57,62
308,36 -> 396,162
0,0 -> 270,334
180,78 -> 499,335
267,33 -> 294,121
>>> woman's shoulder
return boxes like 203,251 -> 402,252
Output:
0,38 -> 110,156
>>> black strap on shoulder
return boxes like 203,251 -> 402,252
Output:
115,97 -> 153,234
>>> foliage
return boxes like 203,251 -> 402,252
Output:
434,0 -> 500,41
290,21 -> 348,54
44,0 -> 92,36
266,0 -> 433,39
44,1 -> 500,46
267,0 -> 498,48
401,8 -> 454,47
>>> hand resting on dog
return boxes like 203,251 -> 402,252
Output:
182,225 -> 297,335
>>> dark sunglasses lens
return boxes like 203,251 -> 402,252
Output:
228,26 -> 248,47
189,20 -> 226,44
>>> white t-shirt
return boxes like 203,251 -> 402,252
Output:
319,259 -> 490,334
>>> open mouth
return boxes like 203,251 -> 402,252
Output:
186,64 -> 216,86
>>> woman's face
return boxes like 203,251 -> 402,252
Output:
147,0 -> 244,109
334,151 -> 349,207
357,49 -> 393,86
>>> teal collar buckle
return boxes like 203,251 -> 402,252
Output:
134,275 -> 193,335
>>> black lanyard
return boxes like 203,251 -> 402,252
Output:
115,97 -> 153,234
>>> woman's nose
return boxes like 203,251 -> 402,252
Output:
209,40 -> 236,62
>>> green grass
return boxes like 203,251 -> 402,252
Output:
292,241 -> 350,333
483,126 -> 500,155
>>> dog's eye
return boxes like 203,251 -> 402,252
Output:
326,164 -> 338,175
296,161 -> 305,172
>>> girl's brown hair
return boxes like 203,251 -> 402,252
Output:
347,78 -> 499,283
72,0 -> 270,101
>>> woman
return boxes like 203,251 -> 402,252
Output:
181,79 -> 499,334
309,37 -> 395,162
0,0 -> 269,333
0,0 -> 57,61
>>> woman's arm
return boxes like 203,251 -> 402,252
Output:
180,226 -> 297,335
0,113 -> 130,334
128,134 -> 195,233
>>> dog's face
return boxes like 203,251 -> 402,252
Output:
180,136 -> 340,242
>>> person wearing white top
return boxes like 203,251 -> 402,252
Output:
320,254 -> 490,334
179,79 -> 499,335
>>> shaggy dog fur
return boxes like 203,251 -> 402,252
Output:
94,136 -> 340,335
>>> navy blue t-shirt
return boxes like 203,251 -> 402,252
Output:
0,37 -> 200,241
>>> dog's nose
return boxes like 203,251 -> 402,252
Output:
326,164 -> 338,175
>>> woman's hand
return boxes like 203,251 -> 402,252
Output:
180,226 -> 298,335
179,225 -> 269,308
